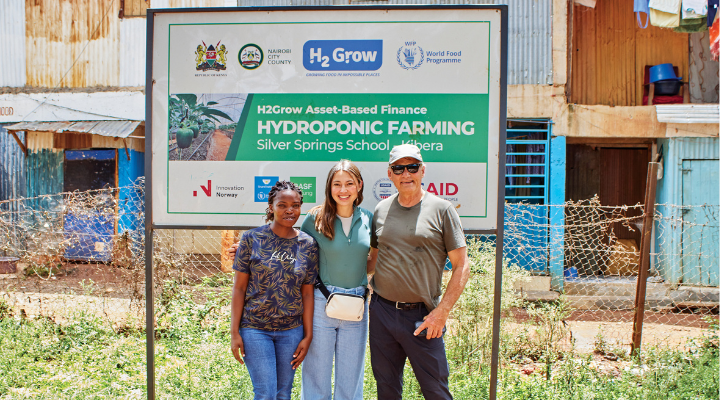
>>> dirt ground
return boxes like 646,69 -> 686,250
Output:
206,129 -> 232,161
0,263 -> 715,352
168,128 -> 233,161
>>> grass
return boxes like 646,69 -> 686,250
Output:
0,239 -> 717,399
0,307 -> 716,399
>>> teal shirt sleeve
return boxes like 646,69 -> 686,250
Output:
300,212 -> 316,237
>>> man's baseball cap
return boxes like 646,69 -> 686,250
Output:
389,144 -> 423,164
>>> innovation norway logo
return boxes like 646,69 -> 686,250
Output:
255,176 -> 278,202
397,41 -> 424,70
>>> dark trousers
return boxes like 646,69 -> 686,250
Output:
368,293 -> 452,400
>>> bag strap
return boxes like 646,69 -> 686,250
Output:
315,278 -> 370,299
315,279 -> 331,299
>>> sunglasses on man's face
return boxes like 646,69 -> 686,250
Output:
390,163 -> 422,175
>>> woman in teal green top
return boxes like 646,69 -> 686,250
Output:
300,160 -> 375,400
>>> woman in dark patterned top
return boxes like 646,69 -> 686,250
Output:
230,180 -> 319,400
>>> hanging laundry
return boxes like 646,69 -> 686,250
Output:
709,0 -> 719,26
681,0 -> 708,18
650,0 -> 682,27
710,15 -> 719,60
636,0 -> 651,28
674,16 -> 708,31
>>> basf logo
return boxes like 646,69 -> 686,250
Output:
255,176 -> 279,202
303,40 -> 383,71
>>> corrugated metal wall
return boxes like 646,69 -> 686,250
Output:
235,0 -> 553,85
657,137 -> 720,207
25,0 -> 121,87
655,137 -> 719,284
119,18 -> 147,87
26,149 -> 64,199
689,32 -> 720,104
0,127 -> 27,202
570,0 -> 689,106
10,0 -> 552,87
0,0 -> 27,87
150,0 -> 234,7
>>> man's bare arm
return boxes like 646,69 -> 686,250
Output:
413,246 -> 470,339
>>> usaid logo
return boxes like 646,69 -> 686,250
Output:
303,40 -> 383,71
422,182 -> 458,196
373,178 -> 397,201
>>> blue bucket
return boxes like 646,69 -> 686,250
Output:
649,63 -> 681,83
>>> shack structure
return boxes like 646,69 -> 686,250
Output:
0,0 -> 718,296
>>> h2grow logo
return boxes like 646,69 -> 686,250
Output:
303,40 -> 382,71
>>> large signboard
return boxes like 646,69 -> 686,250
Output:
150,7 -> 504,230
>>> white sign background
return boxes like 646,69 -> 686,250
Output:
150,8 -> 503,230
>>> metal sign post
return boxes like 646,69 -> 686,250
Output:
146,6 -> 507,399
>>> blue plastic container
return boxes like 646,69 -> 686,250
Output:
649,63 -> 681,83
564,266 -> 579,279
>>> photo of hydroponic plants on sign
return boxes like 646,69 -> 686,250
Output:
168,93 -> 247,161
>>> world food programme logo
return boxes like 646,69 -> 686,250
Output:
239,44 -> 264,70
255,176 -> 278,202
373,178 -> 397,201
397,41 -> 424,70
196,41 -> 228,71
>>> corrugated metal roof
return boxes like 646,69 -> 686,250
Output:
5,120 -> 143,138
0,0 -> 27,87
234,0 -> 553,85
655,105 -> 720,124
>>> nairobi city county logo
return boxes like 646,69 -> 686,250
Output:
239,44 -> 264,70
196,41 -> 228,71
397,41 -> 424,70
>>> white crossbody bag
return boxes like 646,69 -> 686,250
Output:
315,280 -> 367,321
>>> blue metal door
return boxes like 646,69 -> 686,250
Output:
681,159 -> 719,286
504,122 -> 550,273
63,150 -> 116,262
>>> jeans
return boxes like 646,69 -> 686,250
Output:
240,325 -> 304,400
368,293 -> 451,400
301,285 -> 368,400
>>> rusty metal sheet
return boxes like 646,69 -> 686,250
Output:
570,0 -> 689,106
25,0 -> 121,88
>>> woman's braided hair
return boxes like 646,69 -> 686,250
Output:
265,180 -> 304,223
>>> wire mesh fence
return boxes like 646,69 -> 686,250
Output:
0,183 -> 717,351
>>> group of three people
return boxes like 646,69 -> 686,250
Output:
229,144 -> 470,400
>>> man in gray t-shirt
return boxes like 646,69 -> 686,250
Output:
368,144 -> 470,400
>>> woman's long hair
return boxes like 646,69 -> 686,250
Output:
310,160 -> 364,240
